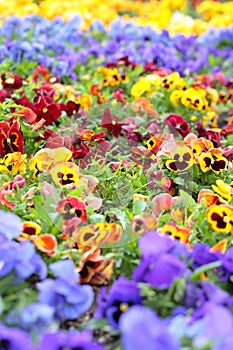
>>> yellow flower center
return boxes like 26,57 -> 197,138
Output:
119,303 -> 129,312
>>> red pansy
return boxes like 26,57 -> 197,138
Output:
1,72 -> 23,90
165,114 -> 190,137
0,118 -> 24,156
102,107 -> 124,138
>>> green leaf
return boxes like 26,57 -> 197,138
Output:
179,189 -> 196,212
133,200 -> 147,215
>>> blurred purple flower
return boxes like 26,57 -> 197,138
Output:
0,239 -> 47,281
0,323 -> 31,350
0,240 -> 17,278
138,231 -> 175,257
0,209 -> 23,240
192,303 -> 233,348
6,303 -> 55,333
133,231 -> 188,289
37,330 -> 104,350
191,243 -> 221,269
15,241 -> 47,280
184,280 -> 232,310
37,260 -> 93,320
221,246 -> 233,273
133,253 -> 187,289
95,276 -> 142,329
119,305 -> 180,350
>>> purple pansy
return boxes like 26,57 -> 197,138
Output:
119,305 -> 180,350
0,323 -> 32,350
0,239 -> 47,281
133,231 -> 188,289
6,303 -> 55,334
37,260 -> 94,320
95,276 -> 142,329
15,241 -> 47,280
37,330 -> 104,350
0,210 -> 23,240
191,303 -> 233,348
191,243 -> 221,269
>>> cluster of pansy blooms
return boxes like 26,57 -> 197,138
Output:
0,3 -> 233,349
1,0 -> 233,35
0,15 -> 233,80
3,210 -> 233,349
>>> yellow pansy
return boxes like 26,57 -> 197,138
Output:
212,180 -> 232,202
207,205 -> 233,234
131,77 -> 151,99
2,152 -> 27,175
50,162 -> 79,186
78,94 -> 92,110
29,147 -> 72,175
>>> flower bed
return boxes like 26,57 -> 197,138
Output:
0,1 -> 233,349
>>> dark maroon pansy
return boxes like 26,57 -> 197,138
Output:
165,114 -> 190,137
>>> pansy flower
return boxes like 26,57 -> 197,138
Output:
199,151 -> 228,173
160,222 -> 190,243
0,187 -> 15,209
170,89 -> 184,106
33,82 -> 55,101
131,146 -> 155,169
96,222 -> 123,244
171,207 -> 185,224
112,88 -> 126,103
131,214 -> 157,235
152,193 -> 174,216
1,72 -> 23,90
98,66 -> 123,87
33,100 -> 62,125
22,221 -> 41,238
78,93 -> 92,110
148,170 -> 171,192
131,77 -> 152,98
166,146 -> 194,172
181,87 -> 208,110
0,323 -> 31,350
0,119 -> 24,156
131,97 -> 158,118
60,100 -> 80,117
95,276 -> 142,329
165,114 -> 190,137
191,137 -> 213,157
57,196 -> 87,222
79,129 -> 105,143
212,180 -> 233,202
146,135 -> 163,152
90,84 -> 101,96
29,147 -> 73,176
38,330 -> 103,350
50,162 -> 79,186
15,107 -> 37,125
32,65 -> 50,83
161,72 -> 184,90
3,152 -> 27,175
77,247 -> 114,285
74,225 -> 105,248
102,107 -> 123,138
195,121 -> 221,148
31,234 -> 57,256
61,217 -> 82,240
74,222 -> 122,248
72,141 -> 90,159
198,189 -> 225,207
207,205 -> 233,234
